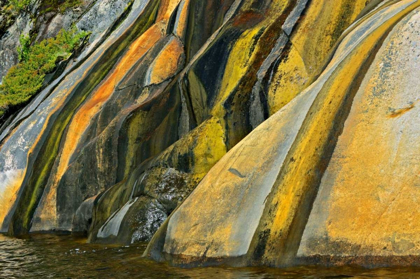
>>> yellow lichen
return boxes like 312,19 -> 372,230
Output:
262,1 -> 420,264
267,45 -> 309,115
192,118 -> 227,179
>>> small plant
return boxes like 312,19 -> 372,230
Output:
39,0 -> 81,14
17,34 -> 31,62
0,27 -> 90,119
8,0 -> 31,13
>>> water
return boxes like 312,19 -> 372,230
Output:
1,234 -> 420,278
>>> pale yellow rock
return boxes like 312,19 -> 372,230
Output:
267,0 -> 375,115
299,7 -> 420,258
147,0 -> 420,267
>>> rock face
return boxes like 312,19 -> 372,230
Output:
298,5 -> 420,264
0,0 -> 135,83
87,0 -> 377,245
145,0 -> 420,268
1,0 -> 420,269
0,9 -> 32,83
0,1 -> 136,131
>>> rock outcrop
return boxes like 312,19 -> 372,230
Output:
0,0 -> 133,83
88,0 -> 377,245
1,0 -> 420,269
145,0 -> 420,268
1,0 -> 373,240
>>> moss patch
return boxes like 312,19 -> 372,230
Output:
0,27 -> 89,120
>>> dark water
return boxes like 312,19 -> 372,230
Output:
1,234 -> 420,278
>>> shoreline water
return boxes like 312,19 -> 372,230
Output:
2,234 -> 420,278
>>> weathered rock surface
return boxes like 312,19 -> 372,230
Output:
87,0 -> 375,245
0,0 -> 378,240
0,0 -> 161,234
145,0 -> 420,268
298,6 -> 420,265
0,0 -> 132,83
1,0 -> 420,270
0,9 -> 32,83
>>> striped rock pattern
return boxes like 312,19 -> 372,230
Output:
145,0 -> 420,268
2,0 -> 419,269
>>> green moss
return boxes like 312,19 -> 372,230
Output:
8,0 -> 31,13
0,27 -> 89,121
39,0 -> 81,15
17,34 -> 31,62
8,0 -> 82,14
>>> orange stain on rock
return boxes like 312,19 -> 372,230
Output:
1,0 -> 186,231
232,11 -> 265,28
146,37 -> 184,85
157,0 -> 182,21
57,24 -> 164,177
299,3 -> 420,258
388,101 -> 417,118
34,0 -> 188,227
0,172 -> 24,230
37,24 -> 167,226
173,0 -> 191,39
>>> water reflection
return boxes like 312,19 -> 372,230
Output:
1,234 -> 420,278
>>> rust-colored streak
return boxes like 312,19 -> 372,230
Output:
388,103 -> 415,118
157,0 -> 182,21
0,173 -> 24,229
148,37 -> 184,85
37,24 -> 166,225
232,11 -> 265,28
57,24 -> 164,179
